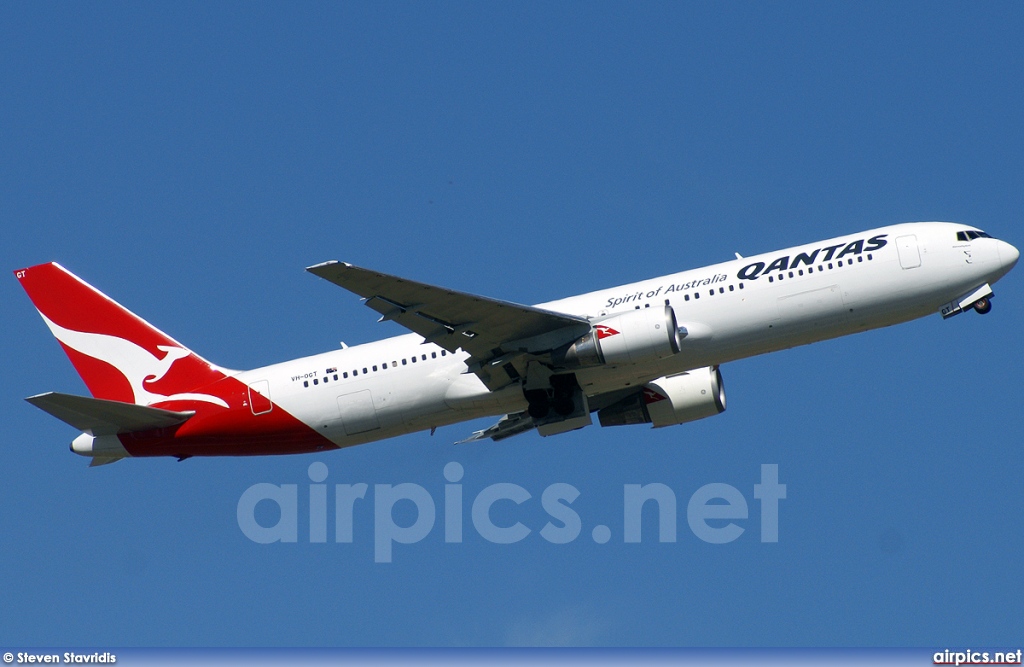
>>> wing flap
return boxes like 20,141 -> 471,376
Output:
456,411 -> 537,444
26,392 -> 195,436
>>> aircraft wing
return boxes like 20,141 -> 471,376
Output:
307,261 -> 592,389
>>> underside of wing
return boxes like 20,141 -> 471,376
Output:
307,261 -> 592,389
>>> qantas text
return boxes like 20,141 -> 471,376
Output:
736,234 -> 889,281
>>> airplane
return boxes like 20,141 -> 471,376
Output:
14,221 -> 1019,466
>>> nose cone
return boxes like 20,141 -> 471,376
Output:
998,240 -> 1020,271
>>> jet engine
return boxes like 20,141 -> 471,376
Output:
598,366 -> 726,428
562,305 -> 682,368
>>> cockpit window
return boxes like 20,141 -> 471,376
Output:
957,230 -> 992,241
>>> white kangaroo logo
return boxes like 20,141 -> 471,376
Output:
40,313 -> 229,408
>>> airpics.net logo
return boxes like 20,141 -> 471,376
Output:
236,463 -> 787,562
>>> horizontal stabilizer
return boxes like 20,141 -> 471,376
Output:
89,455 -> 126,467
25,392 -> 195,436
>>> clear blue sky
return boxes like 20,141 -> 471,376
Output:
2,1 -> 1021,647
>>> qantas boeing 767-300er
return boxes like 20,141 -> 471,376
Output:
15,222 -> 1019,466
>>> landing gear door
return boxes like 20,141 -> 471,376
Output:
896,235 -> 922,269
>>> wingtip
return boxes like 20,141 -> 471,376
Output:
306,261 -> 354,274
306,260 -> 339,272
454,431 -> 486,445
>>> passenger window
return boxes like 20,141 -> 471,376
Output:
411,357 -> 416,363
363,368 -> 367,374
788,271 -> 794,278
768,276 -> 774,283
303,381 -> 309,388
353,369 -> 358,376
739,283 -> 744,289
313,378 -> 319,385
798,270 -> 803,276
422,354 -> 427,361
432,352 -> 437,359
373,365 -> 378,372
858,256 -> 863,263
728,285 -> 734,291
441,350 -> 446,356
402,359 -> 407,365
684,294 -> 690,301
719,287 -> 724,294
343,372 -> 348,379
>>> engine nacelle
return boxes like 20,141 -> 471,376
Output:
563,305 -> 681,368
598,366 -> 726,428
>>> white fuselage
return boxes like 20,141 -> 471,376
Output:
234,222 -> 1018,447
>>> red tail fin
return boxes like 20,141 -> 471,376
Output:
15,263 -> 230,405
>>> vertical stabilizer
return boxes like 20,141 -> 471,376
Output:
14,263 -> 230,406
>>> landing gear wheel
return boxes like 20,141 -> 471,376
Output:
550,376 -> 577,417
552,397 -> 575,416
524,389 -> 550,420
974,297 -> 992,314
528,402 -> 550,419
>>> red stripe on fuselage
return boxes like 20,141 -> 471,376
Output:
118,376 -> 336,457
